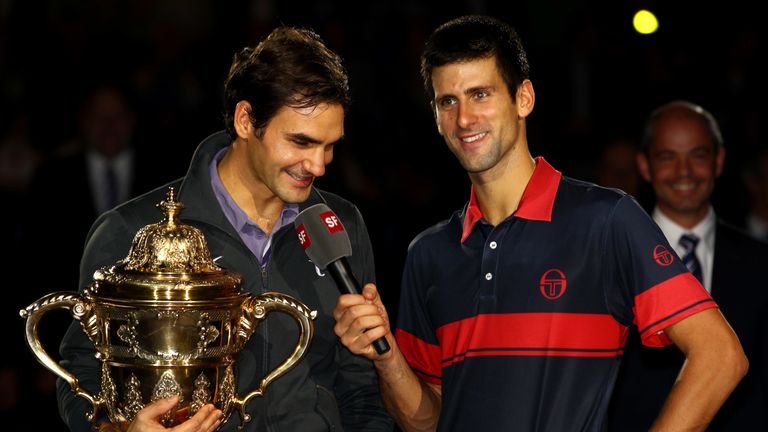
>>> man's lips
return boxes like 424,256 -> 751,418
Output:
287,170 -> 314,187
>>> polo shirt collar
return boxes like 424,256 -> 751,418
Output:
461,156 -> 561,243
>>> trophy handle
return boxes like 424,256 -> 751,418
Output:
232,292 -> 316,426
19,291 -> 105,422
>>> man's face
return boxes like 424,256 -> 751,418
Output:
638,111 -> 724,223
430,57 -> 531,174
245,103 -> 344,204
81,89 -> 134,158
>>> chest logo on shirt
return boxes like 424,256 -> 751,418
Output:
539,268 -> 567,300
653,244 -> 674,266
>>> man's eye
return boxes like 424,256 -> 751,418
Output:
691,149 -> 712,160
439,97 -> 456,108
474,90 -> 489,99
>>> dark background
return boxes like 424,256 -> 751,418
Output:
1,0 -> 766,429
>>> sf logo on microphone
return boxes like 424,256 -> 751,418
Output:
320,211 -> 344,234
296,224 -> 312,250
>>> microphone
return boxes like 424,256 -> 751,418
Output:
294,203 -> 390,355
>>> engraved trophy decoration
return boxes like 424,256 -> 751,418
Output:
20,188 -> 316,429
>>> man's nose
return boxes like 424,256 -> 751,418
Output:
457,102 -> 477,129
303,147 -> 327,177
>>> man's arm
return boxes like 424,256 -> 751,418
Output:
334,284 -> 441,432
651,308 -> 748,431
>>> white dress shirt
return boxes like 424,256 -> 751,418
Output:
87,148 -> 134,214
652,206 -> 716,293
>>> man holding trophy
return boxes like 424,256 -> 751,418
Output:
49,26 -> 392,432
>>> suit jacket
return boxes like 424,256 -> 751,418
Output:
608,219 -> 768,431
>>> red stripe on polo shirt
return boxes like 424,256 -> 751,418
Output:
633,272 -> 717,347
436,313 -> 628,367
395,329 -> 442,384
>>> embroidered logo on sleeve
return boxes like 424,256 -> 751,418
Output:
652,245 -> 674,266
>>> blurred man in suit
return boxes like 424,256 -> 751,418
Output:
609,100 -> 768,430
27,84 -> 164,290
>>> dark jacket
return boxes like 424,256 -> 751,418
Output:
57,131 -> 393,432
608,219 -> 768,431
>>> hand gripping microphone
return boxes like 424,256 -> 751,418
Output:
294,203 -> 391,354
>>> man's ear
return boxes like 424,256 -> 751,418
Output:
637,152 -> 652,182
516,79 -> 535,119
715,147 -> 726,179
233,101 -> 253,139
431,100 -> 444,136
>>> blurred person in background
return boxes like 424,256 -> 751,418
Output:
609,100 -> 768,431
743,146 -> 768,241
27,83 -> 163,292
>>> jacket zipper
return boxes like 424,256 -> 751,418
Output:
259,260 -> 274,432
188,219 -> 276,431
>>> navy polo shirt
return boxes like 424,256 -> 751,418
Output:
395,157 -> 715,431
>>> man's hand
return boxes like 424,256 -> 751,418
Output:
334,283 -> 443,431
126,396 -> 222,432
333,283 -> 394,360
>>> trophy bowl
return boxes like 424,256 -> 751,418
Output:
20,188 -> 316,429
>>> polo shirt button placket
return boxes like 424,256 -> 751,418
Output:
480,234 -> 500,303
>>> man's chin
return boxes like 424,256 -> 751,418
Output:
279,187 -> 313,204
663,201 -> 709,216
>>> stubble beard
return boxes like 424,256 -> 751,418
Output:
453,139 -> 504,174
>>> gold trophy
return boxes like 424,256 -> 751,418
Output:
20,188 -> 315,429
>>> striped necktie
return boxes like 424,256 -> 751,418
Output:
105,163 -> 119,211
679,233 -> 703,283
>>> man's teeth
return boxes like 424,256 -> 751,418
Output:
289,172 -> 311,181
461,132 -> 486,143
672,183 -> 695,191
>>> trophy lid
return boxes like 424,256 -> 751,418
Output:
89,188 -> 243,302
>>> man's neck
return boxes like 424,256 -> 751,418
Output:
217,145 -> 284,235
656,205 -> 710,230
470,150 -> 536,225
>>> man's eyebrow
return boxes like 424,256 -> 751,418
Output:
286,132 -> 344,146
285,132 -> 323,144
435,85 -> 494,101
464,85 -> 494,96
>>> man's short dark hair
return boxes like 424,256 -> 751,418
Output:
223,27 -> 350,139
420,15 -> 530,100
640,100 -> 724,155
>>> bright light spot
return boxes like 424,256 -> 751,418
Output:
633,10 -> 659,35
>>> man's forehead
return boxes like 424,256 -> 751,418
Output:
431,58 -> 502,94
288,102 -> 344,117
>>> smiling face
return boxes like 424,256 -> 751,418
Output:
638,107 -> 725,226
235,102 -> 344,204
430,56 -> 533,175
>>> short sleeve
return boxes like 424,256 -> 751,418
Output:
604,196 -> 717,347
395,240 -> 442,385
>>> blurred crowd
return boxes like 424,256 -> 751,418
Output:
1,0 -> 767,429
